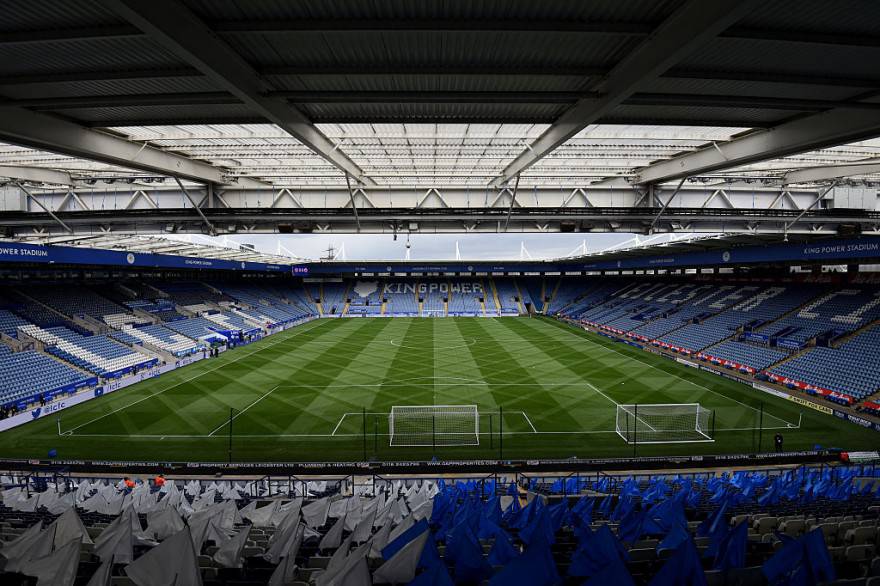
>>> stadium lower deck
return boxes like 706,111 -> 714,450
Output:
1,315 -> 876,464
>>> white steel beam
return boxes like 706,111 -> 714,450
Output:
782,158 -> 880,185
0,107 -> 242,185
489,0 -> 756,187
0,165 -> 73,186
637,109 -> 880,185
103,0 -> 374,187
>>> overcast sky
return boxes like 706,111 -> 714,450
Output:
182,233 -> 636,261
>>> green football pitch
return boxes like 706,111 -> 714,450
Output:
1,317 -> 876,463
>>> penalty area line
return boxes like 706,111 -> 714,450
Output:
332,411 -> 389,436
207,384 -> 280,437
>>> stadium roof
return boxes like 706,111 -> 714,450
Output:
8,233 -> 303,264
1,0 -> 880,190
3,124 -> 880,189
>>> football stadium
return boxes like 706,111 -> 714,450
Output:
0,1 -> 879,585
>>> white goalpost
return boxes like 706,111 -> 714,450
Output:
615,403 -> 714,444
389,405 -> 479,447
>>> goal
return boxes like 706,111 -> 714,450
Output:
389,405 -> 479,447
615,403 -> 714,444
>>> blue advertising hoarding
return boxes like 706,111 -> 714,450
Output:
0,241 -> 289,272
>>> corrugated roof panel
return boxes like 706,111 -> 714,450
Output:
57,104 -> 261,125
263,73 -> 594,93
677,38 -> 880,81
302,102 -> 567,123
0,38 -> 186,77
183,0 -> 679,25
603,104 -> 794,127
0,0 -> 122,30
0,76 -> 222,100
640,77 -> 864,102
737,0 -> 880,36
223,30 -> 639,70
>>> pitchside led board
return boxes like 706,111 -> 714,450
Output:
0,236 -> 878,275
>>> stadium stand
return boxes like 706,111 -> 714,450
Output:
698,340 -> 789,373
203,311 -> 262,335
420,282 -> 447,316
759,287 -> 880,348
276,285 -> 319,317
346,280 -> 384,316
447,281 -> 485,316
125,324 -> 203,357
216,283 -> 315,325
382,281 -> 420,316
0,345 -> 96,408
165,317 -> 231,343
549,278 -> 880,407
25,286 -> 146,326
767,327 -> 880,404
0,463 -> 876,585
18,325 -> 156,378
317,283 -> 347,316
0,310 -> 29,337
154,282 -> 233,307
493,278 -> 522,315
653,285 -> 813,353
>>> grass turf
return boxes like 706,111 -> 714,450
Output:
0,316 -> 876,463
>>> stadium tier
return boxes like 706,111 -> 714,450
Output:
0,344 -> 96,407
124,324 -> 203,357
493,278 -> 523,316
551,278 -> 880,408
382,281 -> 421,316
0,463 -> 877,585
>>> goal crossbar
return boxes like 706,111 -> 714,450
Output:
615,402 -> 714,444
389,404 -> 479,447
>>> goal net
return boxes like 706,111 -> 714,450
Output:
615,403 -> 714,444
389,405 -> 479,447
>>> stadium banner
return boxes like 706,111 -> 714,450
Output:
0,241 -> 289,272
776,338 -> 804,351
837,413 -> 880,432
766,373 -> 855,405
0,353 -> 206,432
694,352 -> 757,374
741,332 -> 770,344
784,393 -> 835,415
675,357 -> 700,369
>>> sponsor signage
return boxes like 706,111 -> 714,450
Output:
785,393 -> 834,415
845,451 -> 880,462
777,338 -> 804,351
